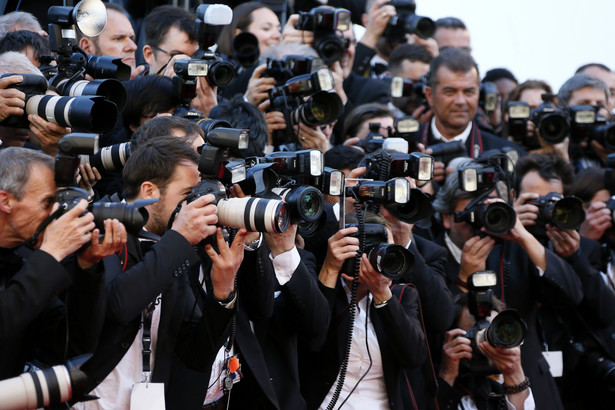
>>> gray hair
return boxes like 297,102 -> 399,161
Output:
0,51 -> 44,76
0,11 -> 42,39
432,158 -> 476,214
558,73 -> 610,104
0,147 -> 54,199
258,41 -> 318,65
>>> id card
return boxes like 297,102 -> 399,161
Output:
542,351 -> 563,377
130,382 -> 165,410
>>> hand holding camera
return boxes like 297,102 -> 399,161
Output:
171,193 -> 218,245
460,236 -> 495,281
40,199 -> 95,262
77,218 -> 128,269
579,201 -> 613,241
245,64 -> 276,108
281,14 -> 314,46
353,253 -> 393,304
264,223 -> 298,258
440,328 -> 473,386
545,225 -> 580,258
27,113 -> 71,156
320,227 -> 360,284
0,75 -> 25,122
361,0 -> 397,49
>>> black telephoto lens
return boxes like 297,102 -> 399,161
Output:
548,197 -> 586,230
292,91 -> 343,127
232,31 -> 260,68
207,61 -> 236,87
478,202 -> 516,235
484,309 -> 527,348
538,113 -> 569,144
367,243 -> 414,280
91,201 -> 150,235
315,35 -> 345,64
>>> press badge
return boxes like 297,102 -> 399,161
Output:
130,382 -> 165,410
542,351 -> 563,377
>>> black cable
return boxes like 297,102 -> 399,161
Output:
336,297 -> 373,408
326,195 -> 364,410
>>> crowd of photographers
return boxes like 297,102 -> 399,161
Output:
1,0 -> 615,409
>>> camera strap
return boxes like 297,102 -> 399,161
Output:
141,301 -> 156,382
23,207 -> 65,249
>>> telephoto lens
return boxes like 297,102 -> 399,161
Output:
480,309 -> 527,348
290,90 -> 343,127
91,198 -> 157,235
455,201 -> 517,236
82,142 -> 131,171
365,243 -> 414,280
216,197 -> 290,233
272,185 -> 324,224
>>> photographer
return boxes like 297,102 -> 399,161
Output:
300,213 -> 427,410
432,158 -> 583,410
77,137 -> 246,409
0,52 -> 71,154
514,154 -> 615,409
438,293 -> 535,410
420,49 -> 524,183
0,147 -> 125,379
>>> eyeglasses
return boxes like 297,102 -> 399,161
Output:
343,37 -> 356,50
151,45 -> 180,58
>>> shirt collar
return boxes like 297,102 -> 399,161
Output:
444,232 -> 463,265
431,117 -> 473,144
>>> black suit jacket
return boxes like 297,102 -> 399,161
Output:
255,248 -> 332,410
300,280 -> 427,410
0,248 -> 105,379
435,235 -> 583,410
81,230 -> 234,409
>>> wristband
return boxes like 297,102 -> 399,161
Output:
503,376 -> 530,394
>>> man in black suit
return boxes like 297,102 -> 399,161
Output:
299,218 -> 427,410
78,136 -> 247,409
0,147 -> 124,380
420,48 -> 525,183
431,160 -> 584,410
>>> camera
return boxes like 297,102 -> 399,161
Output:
232,32 -> 260,68
295,7 -> 351,64
185,180 -> 290,234
568,105 -> 615,150
264,55 -> 325,86
54,134 -> 155,235
461,271 -> 527,375
506,101 -> 536,149
386,74 -> 429,116
347,178 -> 411,205
195,3 -> 233,49
365,149 -> 433,181
341,223 -> 414,280
526,192 -> 586,238
389,116 -> 420,144
428,140 -> 467,166
454,200 -> 516,236
85,55 -> 131,80
0,73 -> 118,133
0,355 -> 91,410
200,52 -> 236,88
530,100 -> 570,145
81,141 -> 132,171
384,0 -> 435,44
272,185 -> 324,224
264,149 -> 324,177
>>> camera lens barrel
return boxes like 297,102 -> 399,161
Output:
272,186 -> 324,224
217,197 -> 290,233
25,95 -> 117,133
84,142 -> 131,171
366,243 -> 414,280
61,78 -> 127,110
545,196 -> 586,230
91,201 -> 149,235
537,112 -> 570,144
291,90 -> 343,127
484,309 -> 527,348
477,202 -> 516,235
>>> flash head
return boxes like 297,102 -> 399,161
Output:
174,59 -> 209,77
467,270 -> 497,289
48,0 -> 107,36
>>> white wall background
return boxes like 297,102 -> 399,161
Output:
415,0 -> 615,91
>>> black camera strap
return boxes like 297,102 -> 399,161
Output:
141,300 -> 157,382
23,207 -> 65,249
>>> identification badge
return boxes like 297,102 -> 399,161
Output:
130,382 -> 165,410
221,355 -> 242,393
542,351 -> 563,377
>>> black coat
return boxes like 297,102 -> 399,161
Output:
0,247 -> 105,379
81,230 -> 235,409
299,279 -> 427,410
435,235 -> 583,410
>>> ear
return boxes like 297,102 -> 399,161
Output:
442,212 -> 452,230
0,190 -> 15,214
234,28 -> 242,36
142,44 -> 154,66
79,37 -> 95,55
140,181 -> 160,201
425,85 -> 434,107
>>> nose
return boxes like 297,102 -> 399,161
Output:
126,38 -> 137,52
453,91 -> 466,105
272,29 -> 282,41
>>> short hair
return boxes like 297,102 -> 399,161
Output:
428,48 -> 479,88
558,73 -> 610,104
513,154 -> 575,195
388,43 -> 433,75
506,80 -> 553,105
569,167 -> 607,204
435,17 -> 467,30
209,94 -> 268,157
342,103 -> 394,140
217,2 -> 271,56
131,116 -> 204,149
121,75 -> 179,131
482,68 -> 517,85
143,5 -> 196,48
122,136 -> 198,200
0,11 -> 42,39
432,158 -> 476,215
0,147 -> 53,200
575,63 -> 612,75
0,51 -> 43,75
0,30 -> 50,62
259,41 -> 318,64
324,145 -> 365,170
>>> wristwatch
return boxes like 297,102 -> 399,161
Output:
216,289 -> 237,309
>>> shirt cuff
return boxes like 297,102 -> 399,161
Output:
270,246 -> 300,286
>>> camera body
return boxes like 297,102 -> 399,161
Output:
295,7 -> 351,64
479,82 -> 499,115
526,192 -> 585,239
461,271 -> 527,375
384,0 -> 435,43
264,55 -> 325,86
